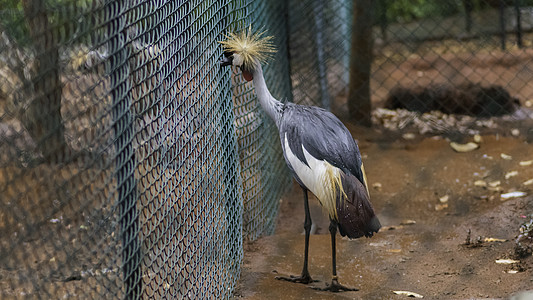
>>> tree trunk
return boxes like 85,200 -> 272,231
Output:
21,0 -> 68,163
462,0 -> 473,33
348,0 -> 374,127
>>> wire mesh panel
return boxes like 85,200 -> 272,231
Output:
374,1 -> 532,116
0,0 -> 125,297
129,1 -> 243,298
288,0 -> 353,110
287,0 -> 533,136
0,0 -> 258,298
230,0 -> 292,240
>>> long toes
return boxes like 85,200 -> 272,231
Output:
312,280 -> 359,292
275,275 -> 316,284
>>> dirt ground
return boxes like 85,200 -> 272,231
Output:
234,125 -> 533,299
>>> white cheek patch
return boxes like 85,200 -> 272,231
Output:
233,53 -> 244,67
284,133 -> 339,219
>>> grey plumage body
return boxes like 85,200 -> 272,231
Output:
280,103 -> 380,238
248,61 -> 380,238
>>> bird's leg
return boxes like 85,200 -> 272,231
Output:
276,187 -> 316,284
313,220 -> 358,292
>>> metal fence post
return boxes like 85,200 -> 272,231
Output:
106,1 -> 142,298
514,0 -> 522,48
312,0 -> 330,110
499,0 -> 506,50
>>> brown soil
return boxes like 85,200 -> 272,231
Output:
234,126 -> 533,299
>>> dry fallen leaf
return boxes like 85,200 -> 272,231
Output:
439,195 -> 449,203
402,133 -> 416,140
393,291 -> 424,298
523,179 -> 533,186
505,171 -> 518,179
483,237 -> 507,243
450,142 -> 479,153
507,270 -> 519,274
369,241 -> 390,247
501,153 -> 513,160
435,203 -> 448,211
387,249 -> 402,253
519,160 -> 533,166
474,180 -> 487,187
473,134 -> 482,143
373,182 -> 383,190
400,219 -> 417,225
488,187 -> 503,192
380,226 -> 401,231
501,191 -> 527,200
495,259 -> 519,264
488,180 -> 501,187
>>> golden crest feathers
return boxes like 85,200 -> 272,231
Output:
219,26 -> 276,70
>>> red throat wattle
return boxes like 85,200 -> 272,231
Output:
242,69 -> 253,82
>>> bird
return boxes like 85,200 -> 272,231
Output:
220,27 -> 381,292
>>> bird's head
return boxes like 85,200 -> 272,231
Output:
219,26 -> 276,81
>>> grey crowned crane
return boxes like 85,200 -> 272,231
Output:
220,27 -> 381,292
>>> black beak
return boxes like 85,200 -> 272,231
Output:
220,55 -> 233,67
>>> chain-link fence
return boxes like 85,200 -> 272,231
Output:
1,0 -> 533,299
0,0 -> 292,298
290,0 -> 533,135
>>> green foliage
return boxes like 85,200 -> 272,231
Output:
383,0 -> 461,23
0,0 -> 28,44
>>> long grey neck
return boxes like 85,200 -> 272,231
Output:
251,62 -> 283,126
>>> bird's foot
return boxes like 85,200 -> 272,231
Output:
312,278 -> 358,292
275,273 -> 317,284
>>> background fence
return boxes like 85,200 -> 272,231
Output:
1,0 -> 532,299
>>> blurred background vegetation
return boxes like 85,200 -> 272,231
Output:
0,0 -> 89,46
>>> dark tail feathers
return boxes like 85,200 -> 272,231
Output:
336,172 -> 381,239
